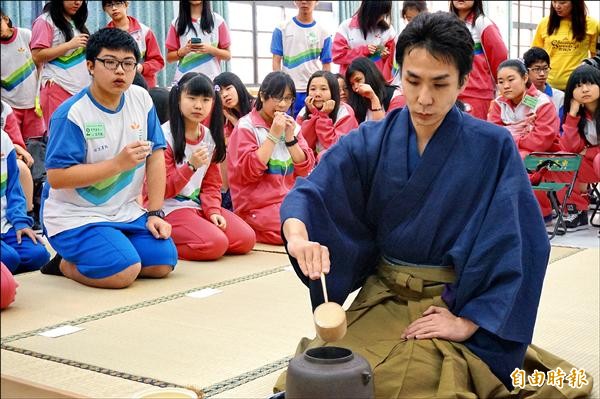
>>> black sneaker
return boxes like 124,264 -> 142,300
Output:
563,210 -> 588,229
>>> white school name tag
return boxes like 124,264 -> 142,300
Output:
38,325 -> 84,338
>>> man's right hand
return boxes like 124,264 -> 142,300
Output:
286,236 -> 330,280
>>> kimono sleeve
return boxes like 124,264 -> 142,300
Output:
451,136 -> 550,344
281,124 -> 380,308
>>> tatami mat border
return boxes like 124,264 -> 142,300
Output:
549,246 -> 585,262
201,356 -> 292,397
1,265 -> 288,344
2,344 -> 291,398
1,345 -> 183,389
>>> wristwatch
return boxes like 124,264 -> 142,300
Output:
147,209 -> 165,219
285,137 -> 299,147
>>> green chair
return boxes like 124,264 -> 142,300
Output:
524,152 -> 582,239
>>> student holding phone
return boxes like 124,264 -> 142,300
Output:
166,0 -> 231,83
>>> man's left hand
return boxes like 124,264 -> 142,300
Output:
146,216 -> 172,239
401,306 -> 479,342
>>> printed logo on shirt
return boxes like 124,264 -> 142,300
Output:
84,122 -> 106,139
17,47 -> 27,53
130,122 -> 143,140
307,31 -> 319,47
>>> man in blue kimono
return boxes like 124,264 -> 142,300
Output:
275,11 -> 591,398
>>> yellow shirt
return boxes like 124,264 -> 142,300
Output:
533,16 -> 598,90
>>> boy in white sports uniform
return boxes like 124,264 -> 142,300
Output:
271,0 -> 332,117
41,28 -> 176,289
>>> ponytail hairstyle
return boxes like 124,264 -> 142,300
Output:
548,0 -> 587,42
302,71 -> 341,123
346,57 -> 387,123
213,71 -> 254,119
176,0 -> 214,37
497,59 -> 531,88
43,0 -> 89,42
355,0 -> 392,40
449,0 -> 484,27
169,72 -> 226,164
562,64 -> 600,144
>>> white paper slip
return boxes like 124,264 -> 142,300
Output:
186,288 -> 222,299
38,325 -> 84,338
283,266 -> 294,272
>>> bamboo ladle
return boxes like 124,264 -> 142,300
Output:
313,273 -> 347,342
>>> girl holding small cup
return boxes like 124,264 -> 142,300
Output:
153,72 -> 255,260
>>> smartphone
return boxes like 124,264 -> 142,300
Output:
191,37 -> 202,44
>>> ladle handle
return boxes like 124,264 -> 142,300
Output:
320,273 -> 329,303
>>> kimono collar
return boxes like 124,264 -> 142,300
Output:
349,15 -> 360,28
374,106 -> 463,238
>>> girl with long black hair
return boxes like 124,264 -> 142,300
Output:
154,72 -> 255,260
30,0 -> 90,128
533,0 -> 598,91
333,0 -> 397,83
165,0 -> 231,83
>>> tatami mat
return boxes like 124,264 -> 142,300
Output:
533,248 -> 599,399
5,271 -> 314,391
1,350 -> 149,398
1,245 -> 596,398
1,251 -> 290,337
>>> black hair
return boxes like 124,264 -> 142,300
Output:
302,71 -> 341,123
402,1 -> 427,19
43,0 -> 89,42
449,0 -> 484,27
497,59 -> 531,88
498,59 -> 528,76
346,57 -> 390,123
522,47 -> 551,68
86,27 -> 140,62
213,71 -> 254,119
169,72 -> 225,164
355,0 -> 392,40
176,0 -> 214,37
255,71 -> 296,112
562,64 -> 600,145
149,87 -> 171,125
0,8 -> 13,29
548,0 -> 587,42
396,12 -> 474,87
132,72 -> 148,90
582,56 -> 600,71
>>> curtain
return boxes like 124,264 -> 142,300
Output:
2,0 -> 43,29
337,1 -> 360,23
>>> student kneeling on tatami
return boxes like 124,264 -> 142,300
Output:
40,28 -> 177,288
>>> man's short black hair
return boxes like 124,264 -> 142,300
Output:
396,12 -> 473,86
522,47 -> 551,68
86,27 -> 140,63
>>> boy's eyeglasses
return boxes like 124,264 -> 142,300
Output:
96,57 -> 137,72
528,67 -> 551,74
103,1 -> 126,9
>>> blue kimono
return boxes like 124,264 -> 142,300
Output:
280,106 -> 551,387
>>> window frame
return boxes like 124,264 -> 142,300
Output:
228,1 -> 333,85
